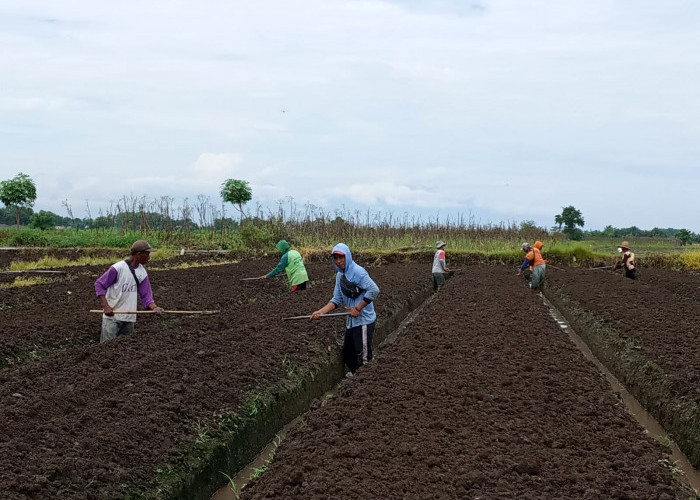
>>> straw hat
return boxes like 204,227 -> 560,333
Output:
620,241 -> 630,249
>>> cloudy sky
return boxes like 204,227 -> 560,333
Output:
2,0 -> 699,231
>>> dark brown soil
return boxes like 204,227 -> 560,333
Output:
0,258 -> 335,363
241,265 -> 693,499
545,267 -> 700,394
0,258 -> 430,500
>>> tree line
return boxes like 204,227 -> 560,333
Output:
2,173 -> 698,245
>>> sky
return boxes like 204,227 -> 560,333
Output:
1,0 -> 699,232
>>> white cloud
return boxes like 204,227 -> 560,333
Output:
192,153 -> 241,179
1,0 -> 699,231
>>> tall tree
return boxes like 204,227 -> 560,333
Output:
0,173 -> 37,229
676,228 -> 692,246
554,205 -> 585,241
220,179 -> 252,224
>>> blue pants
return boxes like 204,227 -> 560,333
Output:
342,322 -> 375,373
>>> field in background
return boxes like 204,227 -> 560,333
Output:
1,225 -> 698,269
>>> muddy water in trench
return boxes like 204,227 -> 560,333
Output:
543,296 -> 700,493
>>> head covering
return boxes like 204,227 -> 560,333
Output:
276,240 -> 291,253
331,243 -> 356,275
131,240 -> 155,254
436,240 -> 446,249
521,242 -> 530,251
620,241 -> 630,249
534,241 -> 543,250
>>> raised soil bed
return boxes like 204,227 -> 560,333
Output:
544,267 -> 700,469
240,265 -> 695,499
0,256 -> 431,500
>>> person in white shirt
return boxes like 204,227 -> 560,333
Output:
94,240 -> 164,342
432,240 -> 451,291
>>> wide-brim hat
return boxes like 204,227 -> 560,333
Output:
620,241 -> 630,249
436,240 -> 446,249
521,242 -> 530,251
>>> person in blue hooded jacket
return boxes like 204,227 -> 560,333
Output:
311,243 -> 380,374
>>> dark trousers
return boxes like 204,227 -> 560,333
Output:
342,322 -> 375,373
291,281 -> 308,291
625,269 -> 636,280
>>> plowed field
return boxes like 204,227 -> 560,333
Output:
0,254 -> 429,500
240,266 -> 694,499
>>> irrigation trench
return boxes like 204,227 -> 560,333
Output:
206,272 -> 700,499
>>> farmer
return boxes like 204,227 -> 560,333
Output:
261,239 -> 309,291
432,240 -> 451,291
517,242 -> 533,281
517,240 -> 546,291
612,241 -> 636,280
94,240 -> 164,342
311,243 -> 380,374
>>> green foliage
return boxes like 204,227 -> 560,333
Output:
676,228 -> 692,246
554,205 -> 585,241
586,225 -> 699,242
29,210 -> 57,230
0,206 -> 32,226
0,173 -> 37,228
238,220 -> 274,249
220,179 -> 252,222
7,229 -> 49,247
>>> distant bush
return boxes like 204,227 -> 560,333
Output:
29,210 -> 57,230
9,230 -> 49,247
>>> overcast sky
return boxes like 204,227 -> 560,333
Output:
2,0 -> 699,231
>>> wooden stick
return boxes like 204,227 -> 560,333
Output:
90,310 -> 220,315
283,312 -> 350,320
1,270 -> 66,274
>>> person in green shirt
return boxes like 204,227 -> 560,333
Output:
260,239 -> 310,291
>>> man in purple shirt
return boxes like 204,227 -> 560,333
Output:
94,240 -> 163,342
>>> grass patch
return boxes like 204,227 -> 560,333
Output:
0,276 -> 52,288
8,247 -> 180,271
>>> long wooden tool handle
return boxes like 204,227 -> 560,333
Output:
282,312 -> 350,321
89,310 -> 220,314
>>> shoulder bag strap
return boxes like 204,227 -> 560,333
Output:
124,259 -> 140,287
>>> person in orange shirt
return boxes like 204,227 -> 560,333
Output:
517,240 -> 546,291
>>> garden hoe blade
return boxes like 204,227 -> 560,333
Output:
282,312 -> 350,321
587,266 -> 613,270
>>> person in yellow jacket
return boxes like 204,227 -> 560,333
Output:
612,241 -> 636,280
261,240 -> 309,291
517,240 -> 546,291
